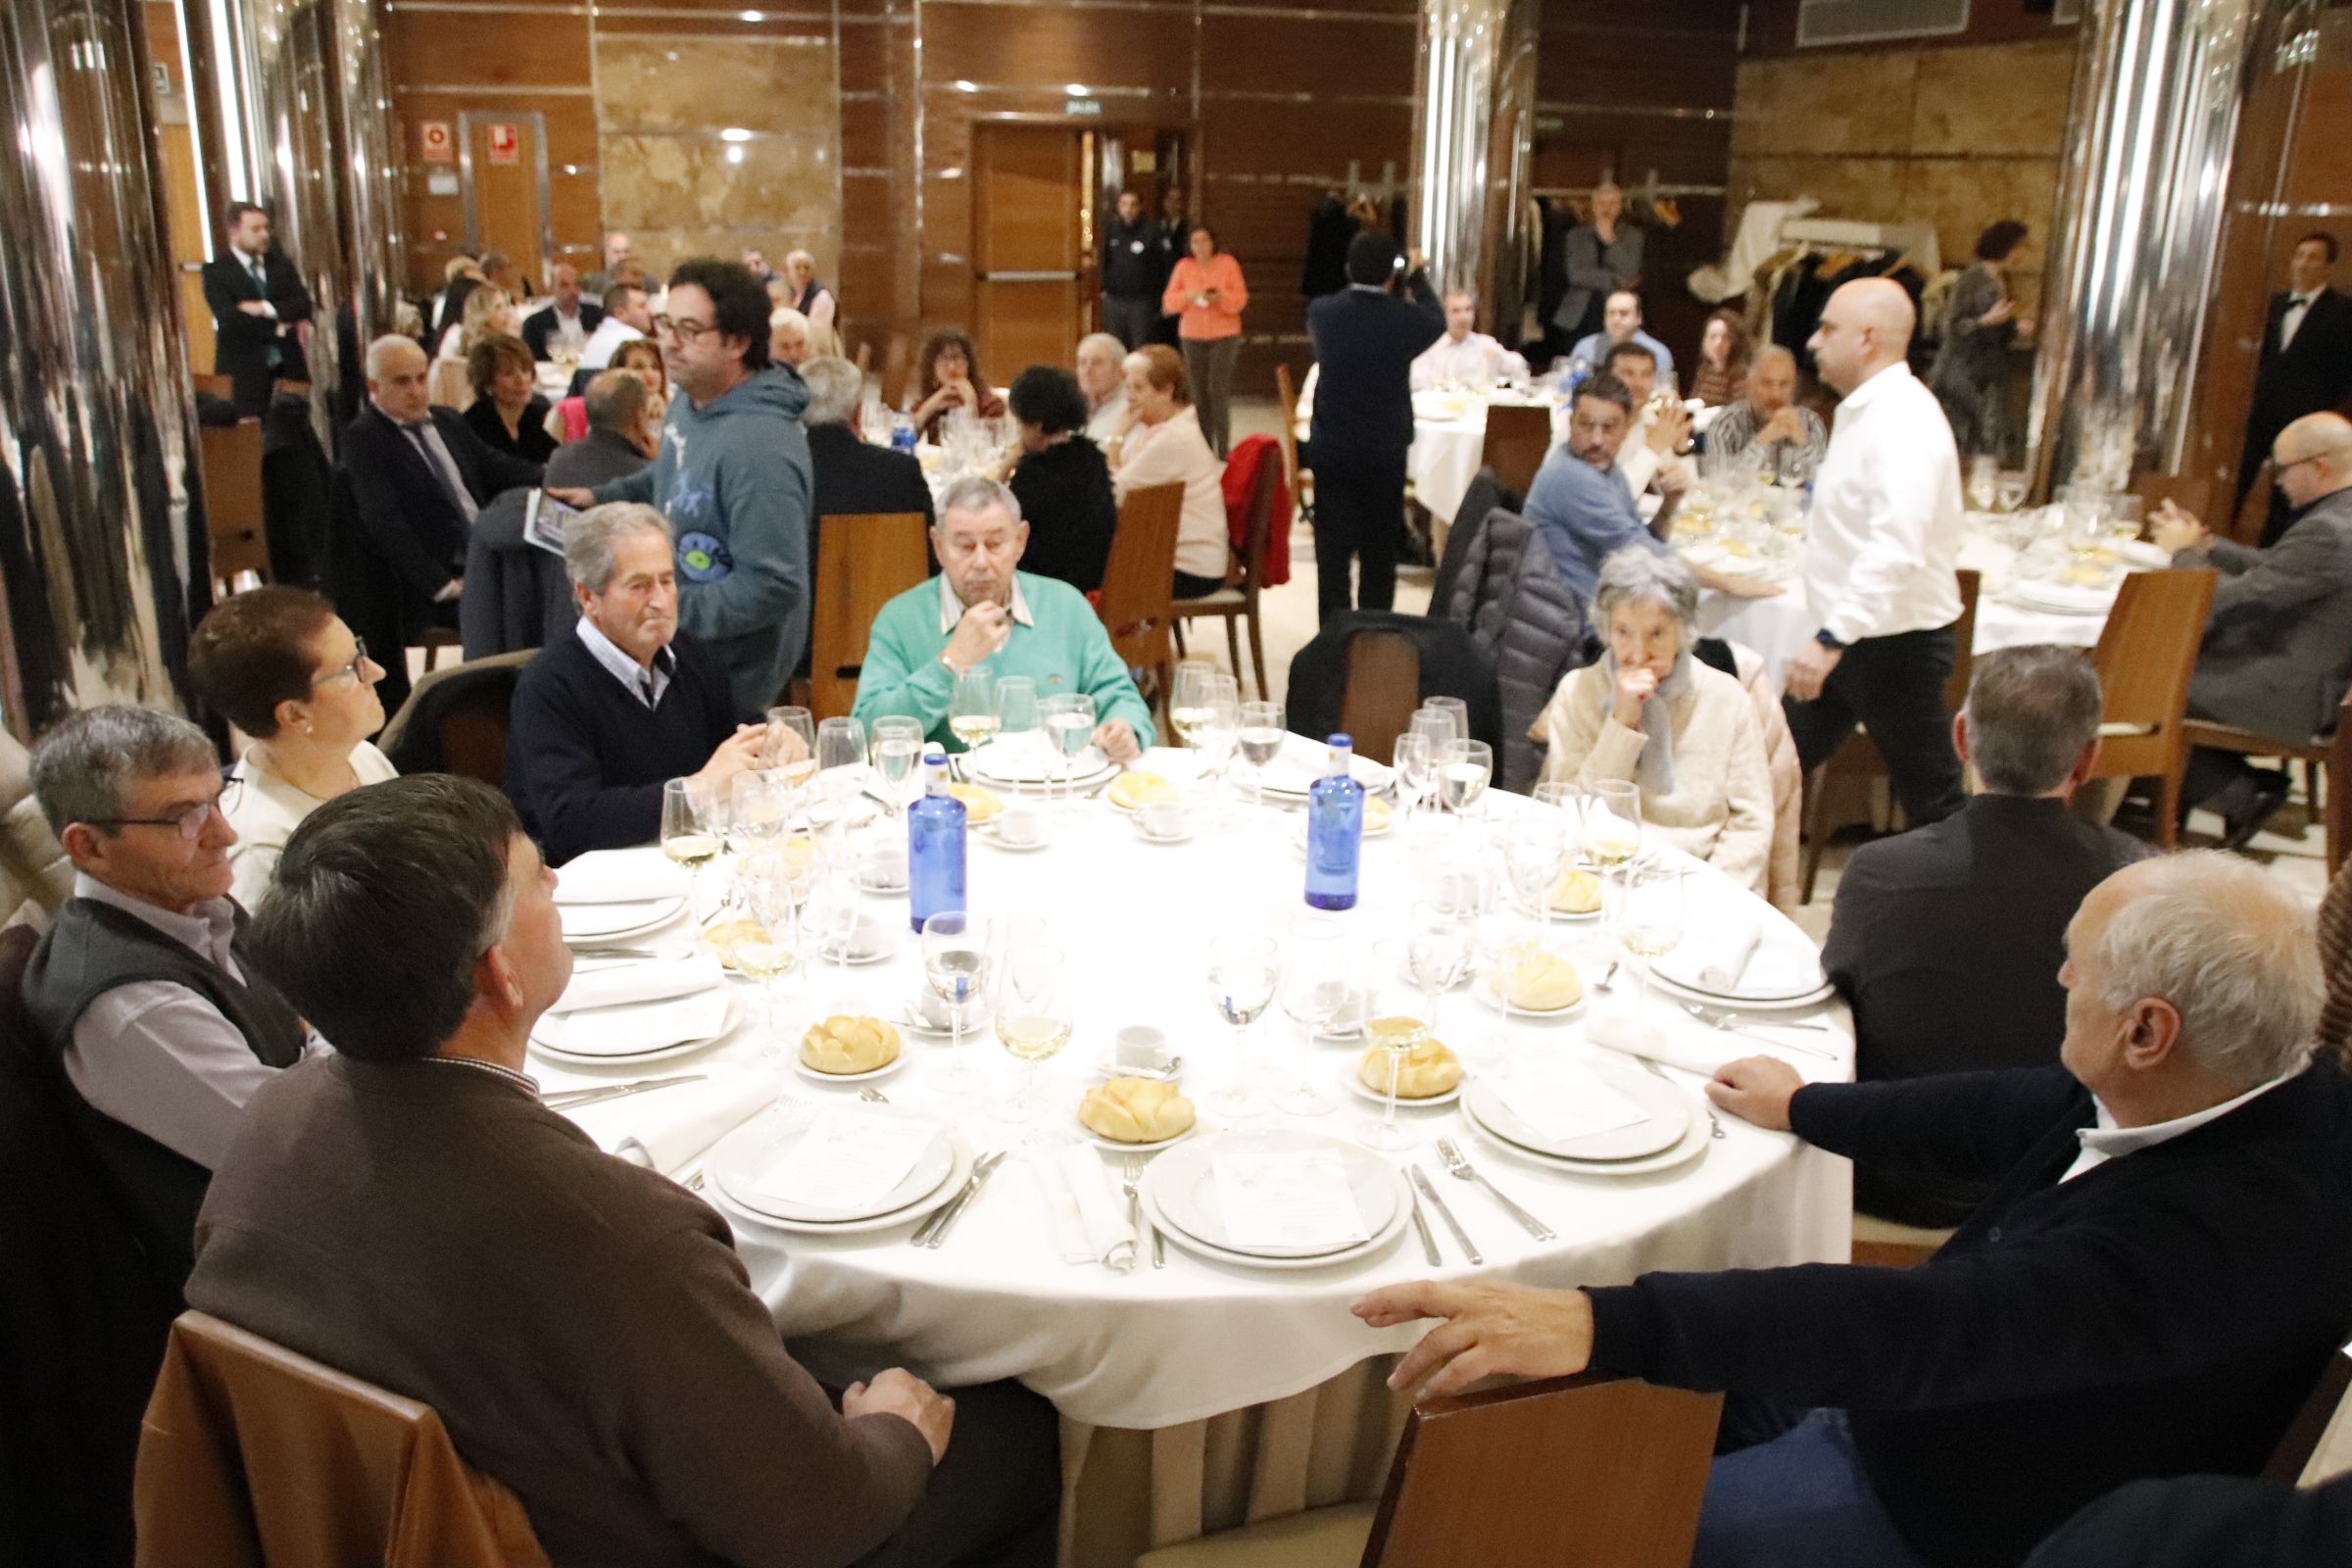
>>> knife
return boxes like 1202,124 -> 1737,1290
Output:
543,1074 -> 708,1110
1408,1188 -> 1444,1266
913,1152 -> 1005,1248
1408,1165 -> 1481,1265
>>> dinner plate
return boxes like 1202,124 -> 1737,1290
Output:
528,997 -> 741,1068
1650,971 -> 1838,1012
1141,1165 -> 1412,1271
1472,974 -> 1588,1019
715,1135 -> 975,1237
527,993 -> 738,1061
1652,942 -> 1825,1004
967,740 -> 1115,789
1462,1095 -> 1712,1179
1344,1068 -> 1463,1109
1460,1060 -> 1690,1161
561,897 -> 687,942
1144,1132 -> 1401,1259
710,1107 -> 959,1224
793,1051 -> 907,1087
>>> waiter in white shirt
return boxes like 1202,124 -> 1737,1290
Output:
1410,290 -> 1530,389
1784,277 -> 1968,825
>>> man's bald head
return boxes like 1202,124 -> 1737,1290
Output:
1807,278 -> 1916,395
2274,411 -> 2352,508
366,335 -> 431,423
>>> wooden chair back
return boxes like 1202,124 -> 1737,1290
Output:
1361,1373 -> 1722,1567
192,374 -> 234,402
2084,567 -> 2216,846
1273,363 -> 1305,510
1338,629 -> 1422,768
2230,460 -> 2278,546
1478,404 -> 1553,501
200,419 -> 270,591
808,513 -> 931,720
1943,567 -> 1982,711
2267,1336 -> 2352,1486
1099,482 -> 1184,721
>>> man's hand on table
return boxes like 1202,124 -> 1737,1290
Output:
1784,638 -> 1842,702
942,602 -> 1011,672
844,1368 -> 955,1465
693,725 -> 769,793
1706,1055 -> 1806,1131
1352,1281 -> 1594,1397
1094,718 -> 1141,764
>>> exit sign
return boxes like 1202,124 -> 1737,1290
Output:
1067,98 -> 1102,118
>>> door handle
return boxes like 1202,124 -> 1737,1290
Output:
978,270 -> 1080,282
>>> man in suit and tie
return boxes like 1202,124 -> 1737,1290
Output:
201,203 -> 315,416
2241,232 -> 2352,545
330,335 -> 544,720
520,264 -> 604,362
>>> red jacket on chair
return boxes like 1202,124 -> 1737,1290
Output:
1221,435 -> 1291,587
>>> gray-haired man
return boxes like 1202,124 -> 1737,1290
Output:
21,705 -> 318,1287
503,503 -> 786,864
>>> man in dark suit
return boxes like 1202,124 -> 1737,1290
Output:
1358,851 -> 2352,1568
200,202 -> 315,416
1824,645 -> 2150,1226
2023,1470 -> 2352,1568
2241,232 -> 2352,544
1303,230 -> 1443,622
519,264 -> 604,362
331,335 -> 543,720
799,355 -> 935,564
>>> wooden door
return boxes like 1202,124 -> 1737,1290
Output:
462,112 -> 546,289
973,124 -> 1083,381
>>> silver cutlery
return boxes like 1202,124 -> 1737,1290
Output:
568,946 -> 668,961
685,1168 -> 706,1192
1679,1004 -> 1838,1059
858,1087 -> 892,1103
543,1074 -> 707,1111
1120,1155 -> 1150,1274
1093,1056 -> 1184,1083
1407,1187 -> 1444,1265
1637,1054 -> 1726,1139
1594,958 -> 1621,993
1407,1165 -> 1481,1265
1434,1138 -> 1554,1241
914,1151 -> 1005,1248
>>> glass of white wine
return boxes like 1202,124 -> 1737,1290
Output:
1040,692 -> 1096,813
922,911 -> 993,1096
1204,932 -> 1280,1122
1358,944 -> 1427,1153
869,715 -> 926,822
992,944 -> 1074,1144
1621,863 -> 1687,1050
948,667 -> 1000,757
730,858 -> 801,1053
1238,699 -> 1286,812
661,778 -> 721,908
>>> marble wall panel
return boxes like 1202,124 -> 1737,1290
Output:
1726,155 -> 1913,226
1729,55 -> 1921,159
600,135 -> 839,270
1900,156 -> 2062,300
595,34 -> 835,136
1911,40 -> 2080,157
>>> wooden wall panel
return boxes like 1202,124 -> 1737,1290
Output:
386,10 -> 592,86
919,3 -> 1196,93
1197,13 -> 1417,95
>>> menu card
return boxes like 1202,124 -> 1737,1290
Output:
1212,1148 -> 1370,1250
751,1109 -> 944,1213
1493,1059 -> 1651,1144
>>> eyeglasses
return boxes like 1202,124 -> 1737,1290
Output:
2275,444 -> 2351,476
315,635 -> 370,688
651,315 -> 715,343
80,779 -> 242,844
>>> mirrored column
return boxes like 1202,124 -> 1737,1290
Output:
1408,0 -> 1539,333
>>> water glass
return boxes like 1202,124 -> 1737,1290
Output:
1169,661 -> 1219,747
869,715 -> 925,819
812,716 -> 867,837
1503,813 -> 1566,918
1238,700 -> 1286,810
922,911 -> 993,1095
1406,899 -> 1473,1046
1204,933 -> 1280,1122
1358,942 -> 1428,1153
1418,698 -> 1469,743
1275,915 -> 1346,1117
995,675 -> 1041,759
1437,738 -> 1494,820
1040,692 -> 1097,811
1191,674 -> 1242,819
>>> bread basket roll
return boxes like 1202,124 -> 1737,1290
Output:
701,918 -> 771,969
800,1014 -> 904,1075
1363,796 -> 1394,832
1079,1076 -> 1197,1143
1502,952 -> 1583,1012
1107,771 -> 1178,810
1549,868 -> 1603,914
944,782 -> 1002,822
1358,1034 -> 1462,1099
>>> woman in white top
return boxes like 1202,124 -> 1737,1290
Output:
188,587 -> 398,909
1111,344 -> 1231,596
1535,547 -> 1773,896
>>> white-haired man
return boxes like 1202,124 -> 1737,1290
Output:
1075,332 -> 1130,445
1356,851 -> 2352,1568
1410,289 -> 1528,389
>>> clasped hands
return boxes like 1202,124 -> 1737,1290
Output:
2151,499 -> 2211,557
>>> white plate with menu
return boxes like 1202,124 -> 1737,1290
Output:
527,994 -> 739,1066
1142,1164 -> 1411,1271
1460,1061 -> 1690,1161
709,1110 -> 968,1231
561,897 -> 687,943
1462,1092 -> 1712,1179
1142,1132 -> 1403,1260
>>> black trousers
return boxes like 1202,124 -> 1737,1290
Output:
1309,451 -> 1407,624
855,1379 -> 1061,1568
1782,622 -> 1967,827
1102,294 -> 1157,352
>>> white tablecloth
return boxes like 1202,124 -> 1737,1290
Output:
534,763 -> 1854,1434
1294,368 -> 1569,529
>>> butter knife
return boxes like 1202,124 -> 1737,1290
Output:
1408,1165 -> 1481,1265
544,1073 -> 707,1110
1408,1188 -> 1444,1266
914,1152 -> 1005,1249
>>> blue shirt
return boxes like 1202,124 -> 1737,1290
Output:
1566,327 -> 1676,385
1522,447 -> 1665,604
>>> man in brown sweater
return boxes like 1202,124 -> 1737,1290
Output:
185,775 -> 1057,1567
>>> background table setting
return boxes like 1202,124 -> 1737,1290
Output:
526,692 -> 1855,1564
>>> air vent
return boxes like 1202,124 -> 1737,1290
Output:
1796,0 -> 1972,47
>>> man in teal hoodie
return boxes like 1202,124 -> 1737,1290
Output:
557,258 -> 811,712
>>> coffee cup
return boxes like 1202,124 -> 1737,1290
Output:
997,804 -> 1049,847
1140,797 -> 1191,840
1115,1024 -> 1172,1074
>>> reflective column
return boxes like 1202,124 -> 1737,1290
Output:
2029,0 -> 2299,495
0,0 -> 210,731
1408,0 -> 1540,333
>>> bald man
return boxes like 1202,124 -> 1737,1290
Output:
521,263 -> 603,361
1707,347 -> 1828,486
1782,278 -> 1968,825
2152,411 -> 2352,847
1354,851 -> 2352,1568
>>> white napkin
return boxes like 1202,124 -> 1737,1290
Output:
549,955 -> 723,1014
1039,1146 -> 1135,1269
1667,908 -> 1763,995
1489,1056 -> 1650,1143
568,1070 -> 777,1176
555,852 -> 690,905
1211,1148 -> 1369,1250
1260,733 -> 1394,795
535,990 -> 733,1056
750,1108 -> 944,1213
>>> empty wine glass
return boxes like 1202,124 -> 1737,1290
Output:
1392,732 -> 1434,826
1503,812 -> 1566,919
922,911 -> 993,1095
728,770 -> 790,857
1621,863 -> 1687,1050
1418,698 -> 1468,743
730,857 -> 802,1049
661,778 -> 720,907
805,864 -> 864,1008
1040,692 -> 1096,813
1406,898 -> 1474,1046
995,677 -> 1040,780
1238,699 -> 1286,811
1471,908 -> 1540,1072
1191,674 -> 1241,822
948,667 -> 999,754
813,715 -> 867,840
1276,916 -> 1346,1117
1437,738 -> 1494,821
1358,942 -> 1428,1153
1204,932 -> 1281,1122
764,705 -> 817,787
1401,710 -> 1456,820
869,715 -> 925,821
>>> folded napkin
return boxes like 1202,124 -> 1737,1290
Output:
555,852 -> 690,906
535,990 -> 734,1056
1261,733 -> 1394,795
1039,1146 -> 1135,1269
1585,997 -> 1842,1081
1667,909 -> 1762,995
567,1070 -> 778,1176
549,955 -> 723,1015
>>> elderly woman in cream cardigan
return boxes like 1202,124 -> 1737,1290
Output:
1535,547 -> 1775,897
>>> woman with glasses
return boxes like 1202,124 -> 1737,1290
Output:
189,587 -> 397,908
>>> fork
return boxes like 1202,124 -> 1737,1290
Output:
1120,1156 -> 1152,1273
1638,1055 -> 1726,1139
1434,1138 -> 1553,1240
1679,1004 -> 1838,1059
858,1087 -> 891,1103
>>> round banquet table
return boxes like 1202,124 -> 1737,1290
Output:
1293,370 -> 1570,530
533,763 -> 1856,1564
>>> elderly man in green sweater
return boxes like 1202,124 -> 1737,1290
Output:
853,475 -> 1155,759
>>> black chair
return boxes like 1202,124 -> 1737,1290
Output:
378,650 -> 537,784
1285,611 -> 1502,768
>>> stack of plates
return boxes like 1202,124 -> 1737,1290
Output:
1650,935 -> 1831,1011
555,852 -> 690,946
1256,735 -> 1396,802
1139,1133 -> 1410,1269
965,738 -> 1118,794
707,1109 -> 974,1235
1461,1064 -> 1705,1176
528,991 -> 739,1067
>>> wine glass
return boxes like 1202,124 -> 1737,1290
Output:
661,778 -> 720,907
992,944 -> 1074,1143
1402,710 -> 1456,820
1204,933 -> 1280,1122
1471,908 -> 1539,1072
1437,738 -> 1494,821
1168,661 -> 1218,747
948,667 -> 999,755
1405,898 -> 1473,1046
1996,469 -> 2031,514
994,676 -> 1041,779
1358,941 -> 1427,1153
922,911 -> 993,1095
1238,700 -> 1286,811
728,770 -> 790,856
869,715 -> 925,821
730,856 -> 802,1051
1191,674 -> 1242,821
1276,916 -> 1346,1117
1585,780 -> 1642,870
764,705 -> 817,788
1967,454 -> 1999,513
1503,812 -> 1566,919
1620,863 -> 1687,1050
803,863 -> 864,1009
1040,692 -> 1096,813
1391,732 -> 1433,827
810,716 -> 866,834
1418,698 -> 1468,743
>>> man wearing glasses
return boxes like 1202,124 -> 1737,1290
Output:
553,258 -> 813,715
21,706 -> 318,1290
2153,411 -> 2352,849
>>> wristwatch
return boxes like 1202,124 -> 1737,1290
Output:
1813,629 -> 1846,652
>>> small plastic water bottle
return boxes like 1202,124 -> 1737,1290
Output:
1304,734 -> 1364,911
907,746 -> 966,932
890,413 -> 918,455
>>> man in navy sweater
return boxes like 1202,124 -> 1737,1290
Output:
1357,851 -> 2352,1568
505,504 -> 779,864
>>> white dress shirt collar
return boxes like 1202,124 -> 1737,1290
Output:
1833,359 -> 1913,416
576,614 -> 675,709
2060,1071 -> 2296,1183
938,573 -> 1035,635
74,871 -> 241,975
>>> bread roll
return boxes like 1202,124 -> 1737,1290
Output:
944,782 -> 1002,822
1079,1076 -> 1198,1143
1549,868 -> 1603,914
701,918 -> 771,969
800,1014 -> 904,1075
1108,771 -> 1178,810
1358,1033 -> 1462,1099
1503,953 -> 1583,1011
1363,796 -> 1394,832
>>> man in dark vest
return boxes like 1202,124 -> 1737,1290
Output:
23,706 -> 313,1291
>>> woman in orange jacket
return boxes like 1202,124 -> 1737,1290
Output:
1161,224 -> 1248,457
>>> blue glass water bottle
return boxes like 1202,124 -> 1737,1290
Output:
890,413 -> 918,455
907,745 -> 966,931
1304,734 -> 1364,911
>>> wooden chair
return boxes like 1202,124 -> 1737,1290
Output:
1099,482 -> 1185,730
192,373 -> 234,403
1800,569 -> 1981,903
377,650 -> 536,785
2081,567 -> 2217,849
1274,363 -> 1310,522
134,1311 -> 551,1568
2267,1336 -> 2352,1487
1851,1212 -> 1956,1270
2180,686 -> 2352,873
1136,1372 -> 1723,1568
1172,456 -> 1276,699
199,419 -> 270,594
808,513 -> 931,720
1478,403 -> 1553,501
1338,628 -> 1423,768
